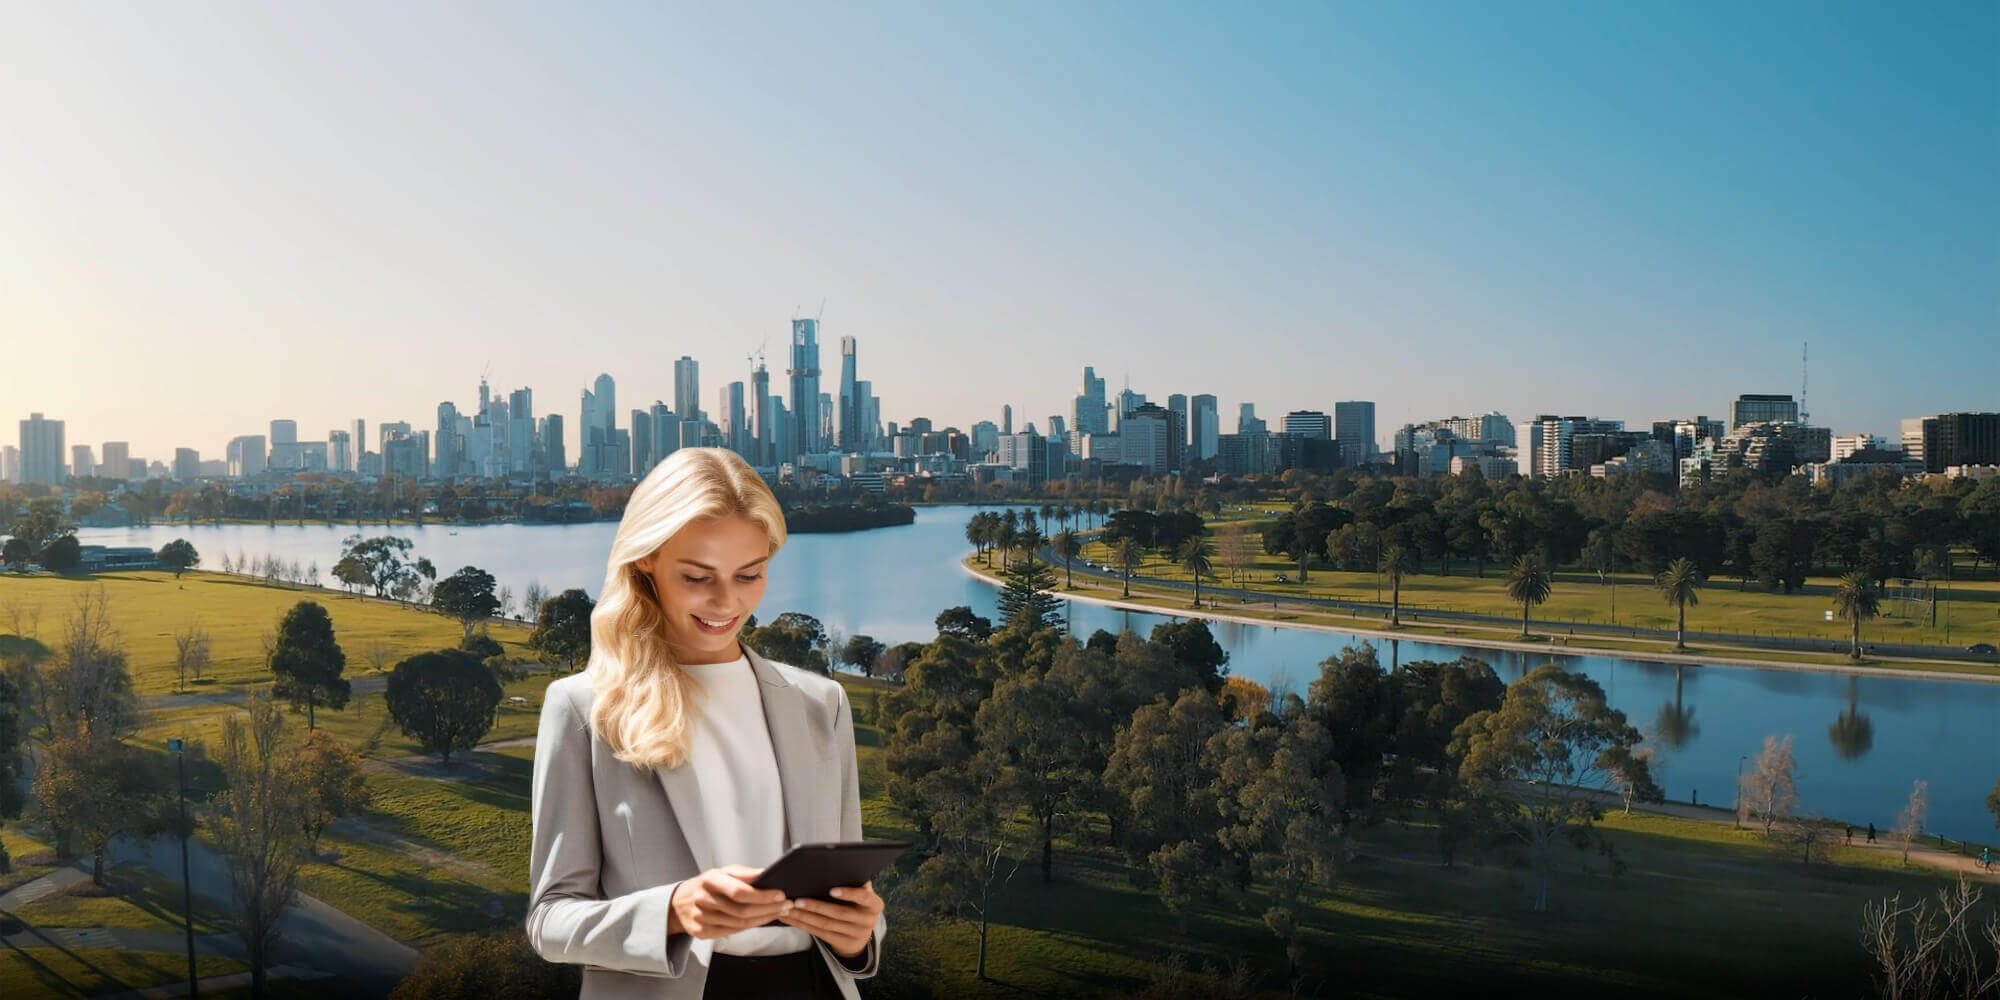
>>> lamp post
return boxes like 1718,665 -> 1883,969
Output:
1733,754 -> 1747,829
167,738 -> 199,999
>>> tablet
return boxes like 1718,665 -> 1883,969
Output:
748,840 -> 912,927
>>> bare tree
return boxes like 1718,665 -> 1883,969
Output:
213,692 -> 311,997
1861,875 -> 2000,1000
522,580 -> 548,623
1737,734 -> 1797,837
1893,779 -> 1929,866
173,621 -> 211,692
496,584 -> 515,621
362,638 -> 397,676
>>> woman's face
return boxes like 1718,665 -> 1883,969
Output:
633,515 -> 773,665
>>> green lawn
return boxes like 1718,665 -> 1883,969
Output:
0,948 -> 244,1000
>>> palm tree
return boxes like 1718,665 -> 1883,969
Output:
1052,530 -> 1080,589
1505,554 -> 1552,639
1017,522 -> 1045,565
1828,675 -> 1873,760
1832,570 -> 1879,660
1379,543 -> 1415,627
966,514 -> 989,563
996,518 -> 1018,571
1177,535 -> 1214,608
1654,665 -> 1698,750
1039,503 -> 1054,537
1655,557 -> 1703,651
1114,537 -> 1144,598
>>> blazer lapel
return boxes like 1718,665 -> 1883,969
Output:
745,645 -> 822,850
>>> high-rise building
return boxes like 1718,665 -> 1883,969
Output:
997,429 -> 1049,486
1192,394 -> 1219,460
329,430 -> 352,474
509,388 -> 535,477
100,442 -> 131,482
675,356 -> 701,424
435,402 -> 460,478
837,336 -> 859,452
540,414 -> 566,477
1114,389 -> 1145,432
723,381 -> 748,459
1168,394 -> 1189,453
752,362 -> 773,466
19,412 -> 65,485
269,419 -> 298,446
788,318 -> 823,459
580,373 -> 616,478
1237,403 -> 1265,435
0,445 -> 17,484
173,448 -> 200,481
1073,366 -> 1108,436
1283,410 -> 1332,439
1729,394 -> 1799,432
1335,401 -> 1376,464
820,392 -> 835,450
70,444 -> 95,479
227,435 -> 267,478
859,385 -> 879,453
352,418 -> 367,471
1002,404 -> 1013,436
1916,412 -> 2000,473
631,407 -> 655,474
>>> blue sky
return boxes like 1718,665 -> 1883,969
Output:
4,0 -> 1993,461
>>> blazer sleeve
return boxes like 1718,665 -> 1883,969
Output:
525,684 -> 697,977
815,684 -> 887,980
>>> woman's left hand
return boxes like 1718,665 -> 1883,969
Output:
776,881 -> 882,959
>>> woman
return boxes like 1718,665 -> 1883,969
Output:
528,447 -> 886,999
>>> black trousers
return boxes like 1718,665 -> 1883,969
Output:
702,948 -> 844,999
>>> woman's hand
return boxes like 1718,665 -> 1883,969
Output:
667,864 -> 791,939
775,880 -> 882,959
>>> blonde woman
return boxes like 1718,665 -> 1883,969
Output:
528,447 -> 885,999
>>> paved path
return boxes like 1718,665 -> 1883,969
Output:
140,675 -> 389,712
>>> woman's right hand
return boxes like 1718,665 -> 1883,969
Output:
666,864 -> 792,939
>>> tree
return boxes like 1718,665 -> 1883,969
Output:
1102,689 -> 1230,930
1456,664 -> 1655,912
1833,570 -> 1880,660
293,731 -> 370,856
385,649 -> 503,764
1113,537 -> 1144,598
387,930 -> 582,1000
1893,779 -> 1928,866
1655,557 -> 1702,651
40,534 -> 81,572
1860,875 -> 2000,1000
1051,530 -> 1080,589
332,554 -> 370,595
1,536 -> 29,569
1306,645 -> 1394,821
157,538 -> 200,578
9,498 -> 72,556
906,746 -> 1021,982
842,635 -> 886,679
975,666 -> 1095,882
1177,535 -> 1213,608
1148,619 -> 1230,696
339,534 -> 417,598
32,721 -> 170,883
1211,705 -> 1344,974
0,670 -> 21,873
1737,734 -> 1797,836
1378,543 -> 1415,627
526,588 -> 595,675
213,692 -> 311,998
431,566 -> 501,638
995,554 -> 1064,632
934,606 -> 994,643
1504,554 -> 1552,639
44,587 -> 140,740
173,621 -> 211,692
269,601 -> 350,730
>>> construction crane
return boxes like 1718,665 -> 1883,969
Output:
746,338 -> 767,369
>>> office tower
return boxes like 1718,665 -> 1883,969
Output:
227,436 -> 267,478
1237,403 -> 1266,435
971,420 -> 999,457
1284,410 -> 1333,439
540,414 -> 566,477
19,412 -> 65,485
1900,418 -> 1926,472
172,448 -> 199,480
1192,394 -> 1219,460
752,362 -> 773,465
270,419 -> 298,446
631,407 -> 654,474
675,356 -> 701,423
379,421 -> 411,457
1047,415 -> 1066,440
788,318 -> 822,458
478,377 -> 491,417
724,381 -> 747,459
580,373 -> 616,478
509,388 -> 535,476
860,389 -> 879,454
1002,404 -> 1013,436
329,430 -> 351,474
352,418 -> 367,470
1114,389 -> 1145,433
1730,394 -> 1799,431
1073,366 -> 1108,436
837,336 -> 859,451
71,445 -> 94,479
997,429 -> 1049,486
1168,394 -> 1189,453
770,398 -> 792,468
100,442 -> 130,481
1916,412 -> 2000,473
435,402 -> 459,478
1335,401 -> 1376,464
0,445 -> 16,483
820,392 -> 834,449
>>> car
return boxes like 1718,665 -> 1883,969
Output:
1967,643 -> 1998,655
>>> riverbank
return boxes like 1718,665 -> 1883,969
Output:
961,555 -> 2000,683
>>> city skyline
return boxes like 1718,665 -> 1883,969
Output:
6,3 -> 1993,461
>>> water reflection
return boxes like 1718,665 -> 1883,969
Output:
1828,676 -> 1874,762
1654,665 -> 1700,751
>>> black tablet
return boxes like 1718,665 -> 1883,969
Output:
748,840 -> 912,927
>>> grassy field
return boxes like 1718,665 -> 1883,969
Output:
4,569 -> 1994,998
1060,533 -> 2000,653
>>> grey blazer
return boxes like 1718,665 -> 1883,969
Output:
526,645 -> 886,999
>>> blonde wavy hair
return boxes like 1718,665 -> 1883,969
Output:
585,447 -> 787,771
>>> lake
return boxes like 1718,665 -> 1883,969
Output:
79,505 -> 2000,843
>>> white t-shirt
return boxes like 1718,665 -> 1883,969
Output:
676,652 -> 815,956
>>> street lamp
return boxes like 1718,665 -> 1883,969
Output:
1733,754 -> 1748,829
167,738 -> 199,1000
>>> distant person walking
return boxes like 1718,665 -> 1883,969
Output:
1866,822 -> 1877,844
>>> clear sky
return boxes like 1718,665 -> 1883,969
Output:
5,0 -> 1994,463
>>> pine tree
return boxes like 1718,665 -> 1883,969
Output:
996,554 -> 1064,631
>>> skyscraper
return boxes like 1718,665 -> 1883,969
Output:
1283,410 -> 1332,439
724,381 -> 747,459
752,362 -> 773,466
540,414 -> 566,477
1729,394 -> 1799,431
1002,404 -> 1013,436
70,444 -> 94,479
581,373 -> 616,478
675,356 -> 701,424
436,402 -> 460,478
1073,366 -> 1108,436
227,435 -> 267,478
1192,394 -> 1219,460
270,419 -> 298,446
631,407 -> 654,474
1335,401 -> 1376,464
837,336 -> 859,452
18,412 -> 64,485
1237,403 -> 1265,435
329,430 -> 351,474
100,442 -> 131,481
1168,394 -> 1189,453
788,318 -> 822,458
352,418 -> 367,469
509,388 -> 535,477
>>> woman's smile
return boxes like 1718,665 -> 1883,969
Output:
691,613 -> 739,634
